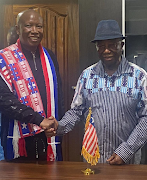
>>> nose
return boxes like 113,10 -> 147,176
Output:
31,26 -> 38,33
103,46 -> 111,53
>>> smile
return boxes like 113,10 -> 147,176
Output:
104,56 -> 113,60
29,37 -> 39,41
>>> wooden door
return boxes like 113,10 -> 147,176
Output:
3,1 -> 83,162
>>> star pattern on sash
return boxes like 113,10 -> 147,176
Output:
21,123 -> 27,129
28,81 -> 36,90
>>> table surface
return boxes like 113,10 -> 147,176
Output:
0,161 -> 147,180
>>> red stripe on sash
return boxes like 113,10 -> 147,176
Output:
39,46 -> 52,117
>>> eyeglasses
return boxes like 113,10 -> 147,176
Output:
96,41 -> 121,53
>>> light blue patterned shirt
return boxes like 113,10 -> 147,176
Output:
57,57 -> 147,164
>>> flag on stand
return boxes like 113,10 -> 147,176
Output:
81,107 -> 100,165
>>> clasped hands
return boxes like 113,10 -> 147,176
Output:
39,116 -> 58,137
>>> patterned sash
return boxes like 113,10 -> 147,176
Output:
0,39 -> 62,161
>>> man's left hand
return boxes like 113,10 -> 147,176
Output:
107,153 -> 125,165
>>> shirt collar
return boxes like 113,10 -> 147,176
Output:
21,44 -> 40,59
92,56 -> 134,77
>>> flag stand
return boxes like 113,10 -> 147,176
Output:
81,107 -> 100,175
81,163 -> 94,175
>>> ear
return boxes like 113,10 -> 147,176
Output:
15,25 -> 20,36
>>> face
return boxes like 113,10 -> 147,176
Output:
16,10 -> 43,52
96,38 -> 124,69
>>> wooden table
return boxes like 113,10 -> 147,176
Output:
0,161 -> 147,179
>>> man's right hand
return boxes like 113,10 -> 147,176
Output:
40,116 -> 57,129
45,116 -> 58,137
40,116 -> 58,137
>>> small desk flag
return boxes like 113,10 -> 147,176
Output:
81,107 -> 100,165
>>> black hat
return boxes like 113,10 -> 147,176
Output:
91,20 -> 125,43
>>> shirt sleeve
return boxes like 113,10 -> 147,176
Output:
115,76 -> 147,163
0,75 -> 44,126
57,73 -> 86,135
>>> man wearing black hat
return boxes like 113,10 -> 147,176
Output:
46,20 -> 147,165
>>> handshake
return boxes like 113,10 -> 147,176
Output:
39,116 -> 58,137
